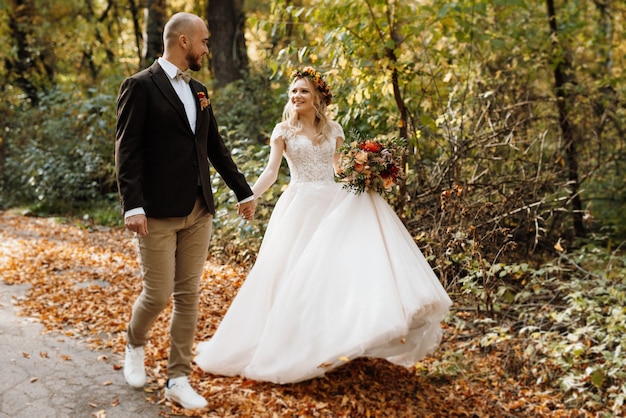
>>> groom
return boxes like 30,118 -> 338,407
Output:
115,12 -> 255,410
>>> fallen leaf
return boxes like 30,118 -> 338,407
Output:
554,239 -> 564,252
0,212 -> 613,418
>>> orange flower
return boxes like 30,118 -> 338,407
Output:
355,150 -> 369,164
197,92 -> 210,110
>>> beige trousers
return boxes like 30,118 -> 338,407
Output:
127,196 -> 212,378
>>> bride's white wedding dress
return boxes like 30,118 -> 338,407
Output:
194,121 -> 452,384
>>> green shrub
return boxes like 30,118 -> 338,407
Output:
1,87 -> 116,214
475,240 -> 626,415
207,68 -> 288,263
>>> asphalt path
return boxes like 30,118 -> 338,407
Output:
0,281 -> 163,418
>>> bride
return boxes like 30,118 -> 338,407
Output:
194,67 -> 452,384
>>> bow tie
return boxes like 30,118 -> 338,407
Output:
176,69 -> 191,83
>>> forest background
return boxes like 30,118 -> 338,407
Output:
0,0 -> 625,416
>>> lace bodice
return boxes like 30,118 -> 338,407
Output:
271,122 -> 345,184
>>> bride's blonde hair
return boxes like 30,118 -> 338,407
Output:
281,67 -> 333,143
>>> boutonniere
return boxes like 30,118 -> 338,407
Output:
197,91 -> 210,110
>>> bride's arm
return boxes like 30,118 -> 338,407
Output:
333,135 -> 345,175
251,136 -> 286,198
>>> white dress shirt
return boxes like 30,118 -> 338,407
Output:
158,58 -> 197,133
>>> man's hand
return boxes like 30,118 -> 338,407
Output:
125,214 -> 148,235
237,199 -> 256,220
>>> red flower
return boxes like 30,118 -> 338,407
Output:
359,140 -> 383,153
197,92 -> 209,110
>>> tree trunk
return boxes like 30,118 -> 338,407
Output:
387,46 -> 409,213
546,0 -> 585,238
80,0 -> 117,81
142,0 -> 167,68
381,1 -> 409,212
207,0 -> 249,88
5,0 -> 51,105
127,0 -> 144,67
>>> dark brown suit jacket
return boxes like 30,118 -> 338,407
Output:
115,61 -> 252,217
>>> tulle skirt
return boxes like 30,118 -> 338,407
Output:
194,182 -> 452,384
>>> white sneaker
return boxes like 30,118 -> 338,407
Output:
165,376 -> 208,410
123,344 -> 147,388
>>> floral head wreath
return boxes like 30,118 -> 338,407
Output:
290,66 -> 333,106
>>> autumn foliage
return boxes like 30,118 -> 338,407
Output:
2,211 -> 623,417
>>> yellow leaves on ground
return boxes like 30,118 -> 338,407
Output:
0,211 -> 596,417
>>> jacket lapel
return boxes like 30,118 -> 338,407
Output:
149,61 -> 193,133
189,80 -> 211,136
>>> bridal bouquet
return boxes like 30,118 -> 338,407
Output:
336,134 -> 406,196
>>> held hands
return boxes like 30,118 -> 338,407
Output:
237,199 -> 256,221
125,201 -> 255,235
125,214 -> 148,235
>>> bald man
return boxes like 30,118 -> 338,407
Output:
115,12 -> 255,410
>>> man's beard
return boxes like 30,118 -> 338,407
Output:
187,53 -> 202,72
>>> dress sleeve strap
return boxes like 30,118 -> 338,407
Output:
331,122 -> 345,145
270,123 -> 287,144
